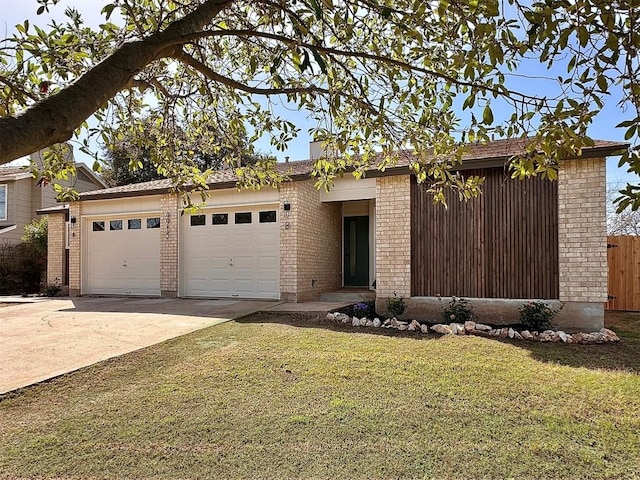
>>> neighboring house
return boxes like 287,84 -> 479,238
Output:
0,152 -> 106,245
44,138 -> 627,331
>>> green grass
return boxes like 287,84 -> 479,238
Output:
1,312 -> 640,479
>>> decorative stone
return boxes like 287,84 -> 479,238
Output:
408,320 -> 421,331
450,323 -> 465,335
521,330 -> 533,340
335,313 -> 349,323
601,328 -> 620,342
508,328 -> 515,339
365,320 -> 374,327
557,331 -> 568,343
373,318 -> 381,328
325,312 -> 335,321
397,324 -> 408,331
464,321 -> 476,332
475,323 -> 492,332
513,331 -> 524,340
500,328 -> 509,338
488,329 -> 500,337
352,317 -> 360,327
420,324 -> 430,334
431,324 -> 453,335
539,332 -> 553,342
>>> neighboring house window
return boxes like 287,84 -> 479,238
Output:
0,184 -> 6,221
147,217 -> 160,229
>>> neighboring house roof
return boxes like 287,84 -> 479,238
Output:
0,166 -> 34,182
0,163 -> 107,188
77,138 -> 629,201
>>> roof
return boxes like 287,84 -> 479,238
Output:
0,165 -> 33,181
78,138 -> 629,201
36,204 -> 70,215
0,163 -> 107,188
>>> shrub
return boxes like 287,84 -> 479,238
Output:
386,293 -> 406,318
519,301 -> 561,331
353,301 -> 374,318
441,296 -> 474,323
0,240 -> 46,295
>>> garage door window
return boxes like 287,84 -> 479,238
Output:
92,221 -> 105,232
212,213 -> 228,225
110,220 -> 123,231
235,212 -> 252,224
190,215 -> 206,226
259,210 -> 277,223
147,217 -> 161,229
128,219 -> 142,230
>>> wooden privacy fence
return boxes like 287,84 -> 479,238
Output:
607,235 -> 640,311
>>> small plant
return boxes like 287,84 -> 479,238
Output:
441,296 -> 474,323
386,293 -> 406,318
44,283 -> 62,297
353,301 -> 374,318
519,301 -> 561,331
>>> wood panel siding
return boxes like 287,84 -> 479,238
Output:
606,235 -> 640,311
411,169 -> 559,299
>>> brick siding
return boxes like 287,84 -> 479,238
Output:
68,202 -> 81,295
375,175 -> 411,299
46,212 -> 65,286
280,180 -> 342,301
160,194 -> 179,296
558,157 -> 608,303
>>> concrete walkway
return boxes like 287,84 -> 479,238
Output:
0,297 -> 278,394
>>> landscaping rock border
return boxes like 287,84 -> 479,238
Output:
325,313 -> 620,344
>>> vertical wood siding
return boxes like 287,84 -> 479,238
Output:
411,169 -> 559,299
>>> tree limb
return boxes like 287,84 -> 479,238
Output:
172,49 -> 329,96
0,0 -> 232,164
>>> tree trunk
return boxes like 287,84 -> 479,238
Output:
0,0 -> 232,164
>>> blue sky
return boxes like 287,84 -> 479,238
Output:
1,0 -> 637,185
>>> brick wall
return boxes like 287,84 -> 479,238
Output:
375,175 -> 411,299
68,202 -> 81,295
280,180 -> 342,301
558,157 -> 608,303
46,212 -> 65,286
159,194 -> 179,296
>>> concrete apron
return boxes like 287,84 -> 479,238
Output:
0,297 -> 279,394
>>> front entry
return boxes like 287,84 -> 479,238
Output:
344,216 -> 369,287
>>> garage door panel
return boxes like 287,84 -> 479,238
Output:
84,215 -> 161,296
182,205 -> 279,299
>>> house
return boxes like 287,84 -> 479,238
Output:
43,138 -> 627,331
0,149 -> 106,244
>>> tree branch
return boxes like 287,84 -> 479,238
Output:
0,0 -> 232,164
172,49 -> 329,96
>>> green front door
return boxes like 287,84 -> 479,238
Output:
344,216 -> 369,287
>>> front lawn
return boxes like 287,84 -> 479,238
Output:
1,312 -> 639,479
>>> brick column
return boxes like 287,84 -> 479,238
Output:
160,194 -> 179,297
279,182 -> 298,301
556,157 -> 607,330
68,201 -> 82,296
46,212 -> 66,286
375,175 -> 411,303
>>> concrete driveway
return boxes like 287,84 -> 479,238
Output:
0,297 -> 278,394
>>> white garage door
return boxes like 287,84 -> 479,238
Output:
84,215 -> 161,295
182,205 -> 280,299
